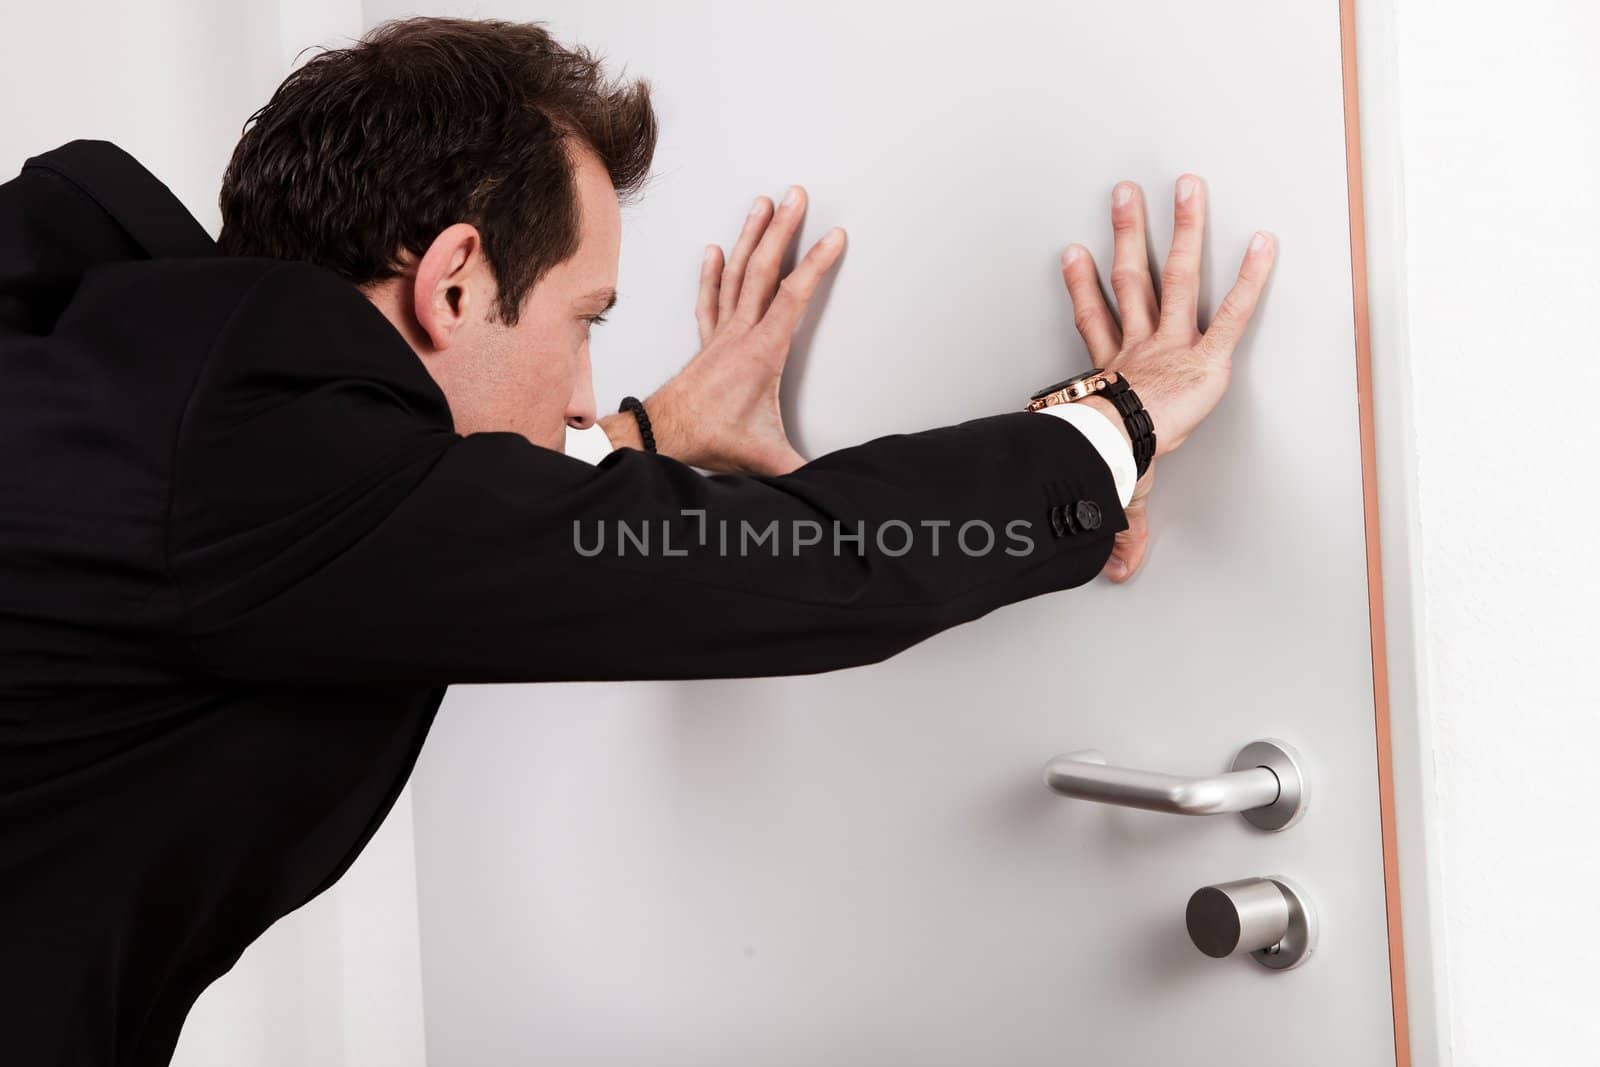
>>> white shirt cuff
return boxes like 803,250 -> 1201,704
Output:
1033,403 -> 1137,508
564,422 -> 617,465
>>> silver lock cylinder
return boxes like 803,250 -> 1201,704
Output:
1185,875 -> 1317,970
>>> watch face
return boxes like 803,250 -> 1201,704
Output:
1030,369 -> 1100,400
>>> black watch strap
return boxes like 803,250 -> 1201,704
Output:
1098,374 -> 1156,479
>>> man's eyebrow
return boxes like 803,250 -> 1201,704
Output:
579,287 -> 619,312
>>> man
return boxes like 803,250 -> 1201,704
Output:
0,16 -> 1275,1066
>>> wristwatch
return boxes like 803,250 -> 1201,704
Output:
1026,369 -> 1156,479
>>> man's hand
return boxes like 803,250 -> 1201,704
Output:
600,186 -> 845,474
1060,174 -> 1277,583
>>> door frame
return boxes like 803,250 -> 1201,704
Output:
1343,1 -> 1450,1063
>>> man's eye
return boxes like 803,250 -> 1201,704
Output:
584,313 -> 609,327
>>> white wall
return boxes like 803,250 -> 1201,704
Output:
1373,0 -> 1600,1063
1,2 -> 251,228
1,4 -> 429,1066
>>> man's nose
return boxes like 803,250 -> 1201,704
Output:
565,373 -> 597,430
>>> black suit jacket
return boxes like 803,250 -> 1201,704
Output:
0,141 -> 1127,1066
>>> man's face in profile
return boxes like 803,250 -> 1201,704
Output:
414,143 -> 622,452
214,19 -> 657,456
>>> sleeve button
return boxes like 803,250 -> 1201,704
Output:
1048,505 -> 1067,538
1074,500 -> 1103,532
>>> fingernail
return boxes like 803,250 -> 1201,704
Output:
1250,230 -> 1272,253
1108,559 -> 1127,579
1177,176 -> 1197,203
821,227 -> 843,248
1113,183 -> 1134,208
1063,245 -> 1083,265
782,186 -> 802,208
750,197 -> 766,216
703,245 -> 718,264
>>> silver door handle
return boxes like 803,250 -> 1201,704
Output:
1042,738 -> 1307,831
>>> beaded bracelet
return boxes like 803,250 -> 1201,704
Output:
617,395 -> 656,454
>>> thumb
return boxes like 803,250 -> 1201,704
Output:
1104,471 -> 1153,582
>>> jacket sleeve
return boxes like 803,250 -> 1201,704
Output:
170,262 -> 1128,685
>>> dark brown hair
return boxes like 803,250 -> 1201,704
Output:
218,17 -> 657,323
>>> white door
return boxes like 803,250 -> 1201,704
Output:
384,1 -> 1405,1063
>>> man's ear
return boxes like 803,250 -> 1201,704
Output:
413,223 -> 487,351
